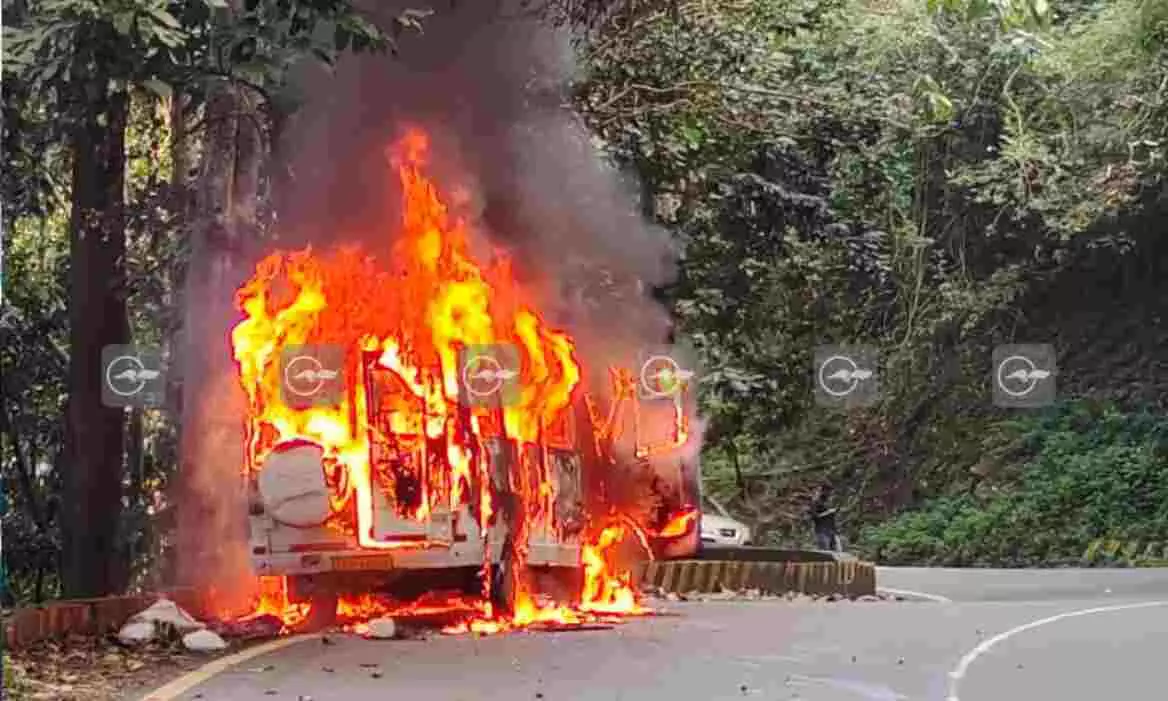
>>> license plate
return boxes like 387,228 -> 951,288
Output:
332,554 -> 395,572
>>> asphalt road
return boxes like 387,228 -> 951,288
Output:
144,568 -> 1168,701
877,565 -> 1168,603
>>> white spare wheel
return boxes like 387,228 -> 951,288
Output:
258,442 -> 331,527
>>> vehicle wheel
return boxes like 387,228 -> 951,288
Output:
531,566 -> 584,605
291,591 -> 337,634
490,536 -> 517,616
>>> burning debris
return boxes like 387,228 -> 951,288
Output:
223,129 -> 700,637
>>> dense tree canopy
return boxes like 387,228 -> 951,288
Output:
575,0 -> 1167,547
2,0 -> 1166,604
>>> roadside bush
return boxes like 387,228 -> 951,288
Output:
860,403 -> 1168,566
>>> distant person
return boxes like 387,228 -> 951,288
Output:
809,486 -> 841,551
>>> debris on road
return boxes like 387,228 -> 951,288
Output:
2,598 -> 284,699
117,620 -> 158,645
129,599 -> 205,632
209,613 -> 283,641
364,617 -> 398,639
117,598 -> 205,645
182,629 -> 228,652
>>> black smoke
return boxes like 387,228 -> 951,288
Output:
274,1 -> 676,365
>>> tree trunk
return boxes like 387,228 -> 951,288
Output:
174,82 -> 262,608
727,439 -> 748,504
120,406 -> 145,588
60,79 -> 131,599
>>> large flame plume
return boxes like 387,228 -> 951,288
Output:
229,129 -> 694,634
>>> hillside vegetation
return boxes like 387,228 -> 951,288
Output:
575,0 -> 1168,561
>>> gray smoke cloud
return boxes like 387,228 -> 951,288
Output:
274,0 -> 677,366
174,2 -> 688,605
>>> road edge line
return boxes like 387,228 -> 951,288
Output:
139,633 -> 321,701
877,587 -> 952,604
945,600 -> 1168,701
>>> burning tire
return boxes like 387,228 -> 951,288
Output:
287,575 -> 339,633
490,535 -> 518,616
291,590 -> 338,633
530,565 -> 585,605
488,533 -> 583,612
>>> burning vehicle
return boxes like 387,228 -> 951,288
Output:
230,130 -> 700,633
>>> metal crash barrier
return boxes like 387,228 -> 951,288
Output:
639,556 -> 877,598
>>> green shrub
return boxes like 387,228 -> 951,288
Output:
861,403 -> 1168,566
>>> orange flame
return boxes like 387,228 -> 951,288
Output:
658,508 -> 698,539
238,576 -> 311,630
580,524 -> 645,614
232,129 -> 657,632
231,129 -> 579,550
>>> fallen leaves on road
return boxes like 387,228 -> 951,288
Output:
4,634 -> 237,701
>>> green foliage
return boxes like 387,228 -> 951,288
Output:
578,0 -> 1168,546
0,201 -> 69,602
0,0 -> 401,602
861,402 -> 1168,566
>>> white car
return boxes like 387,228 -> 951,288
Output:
699,495 -> 752,547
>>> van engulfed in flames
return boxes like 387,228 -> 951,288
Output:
228,128 -> 699,634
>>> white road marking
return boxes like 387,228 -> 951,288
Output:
877,587 -> 953,604
140,633 -> 321,701
945,600 -> 1168,701
788,673 -> 908,700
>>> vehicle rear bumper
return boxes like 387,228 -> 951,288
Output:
253,540 -> 581,577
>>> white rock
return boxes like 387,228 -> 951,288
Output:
258,443 -> 331,527
129,598 -> 205,633
183,629 -> 228,652
117,620 -> 157,645
365,617 -> 397,639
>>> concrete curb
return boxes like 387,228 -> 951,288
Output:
697,546 -> 855,563
2,587 -> 207,651
639,559 -> 877,597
